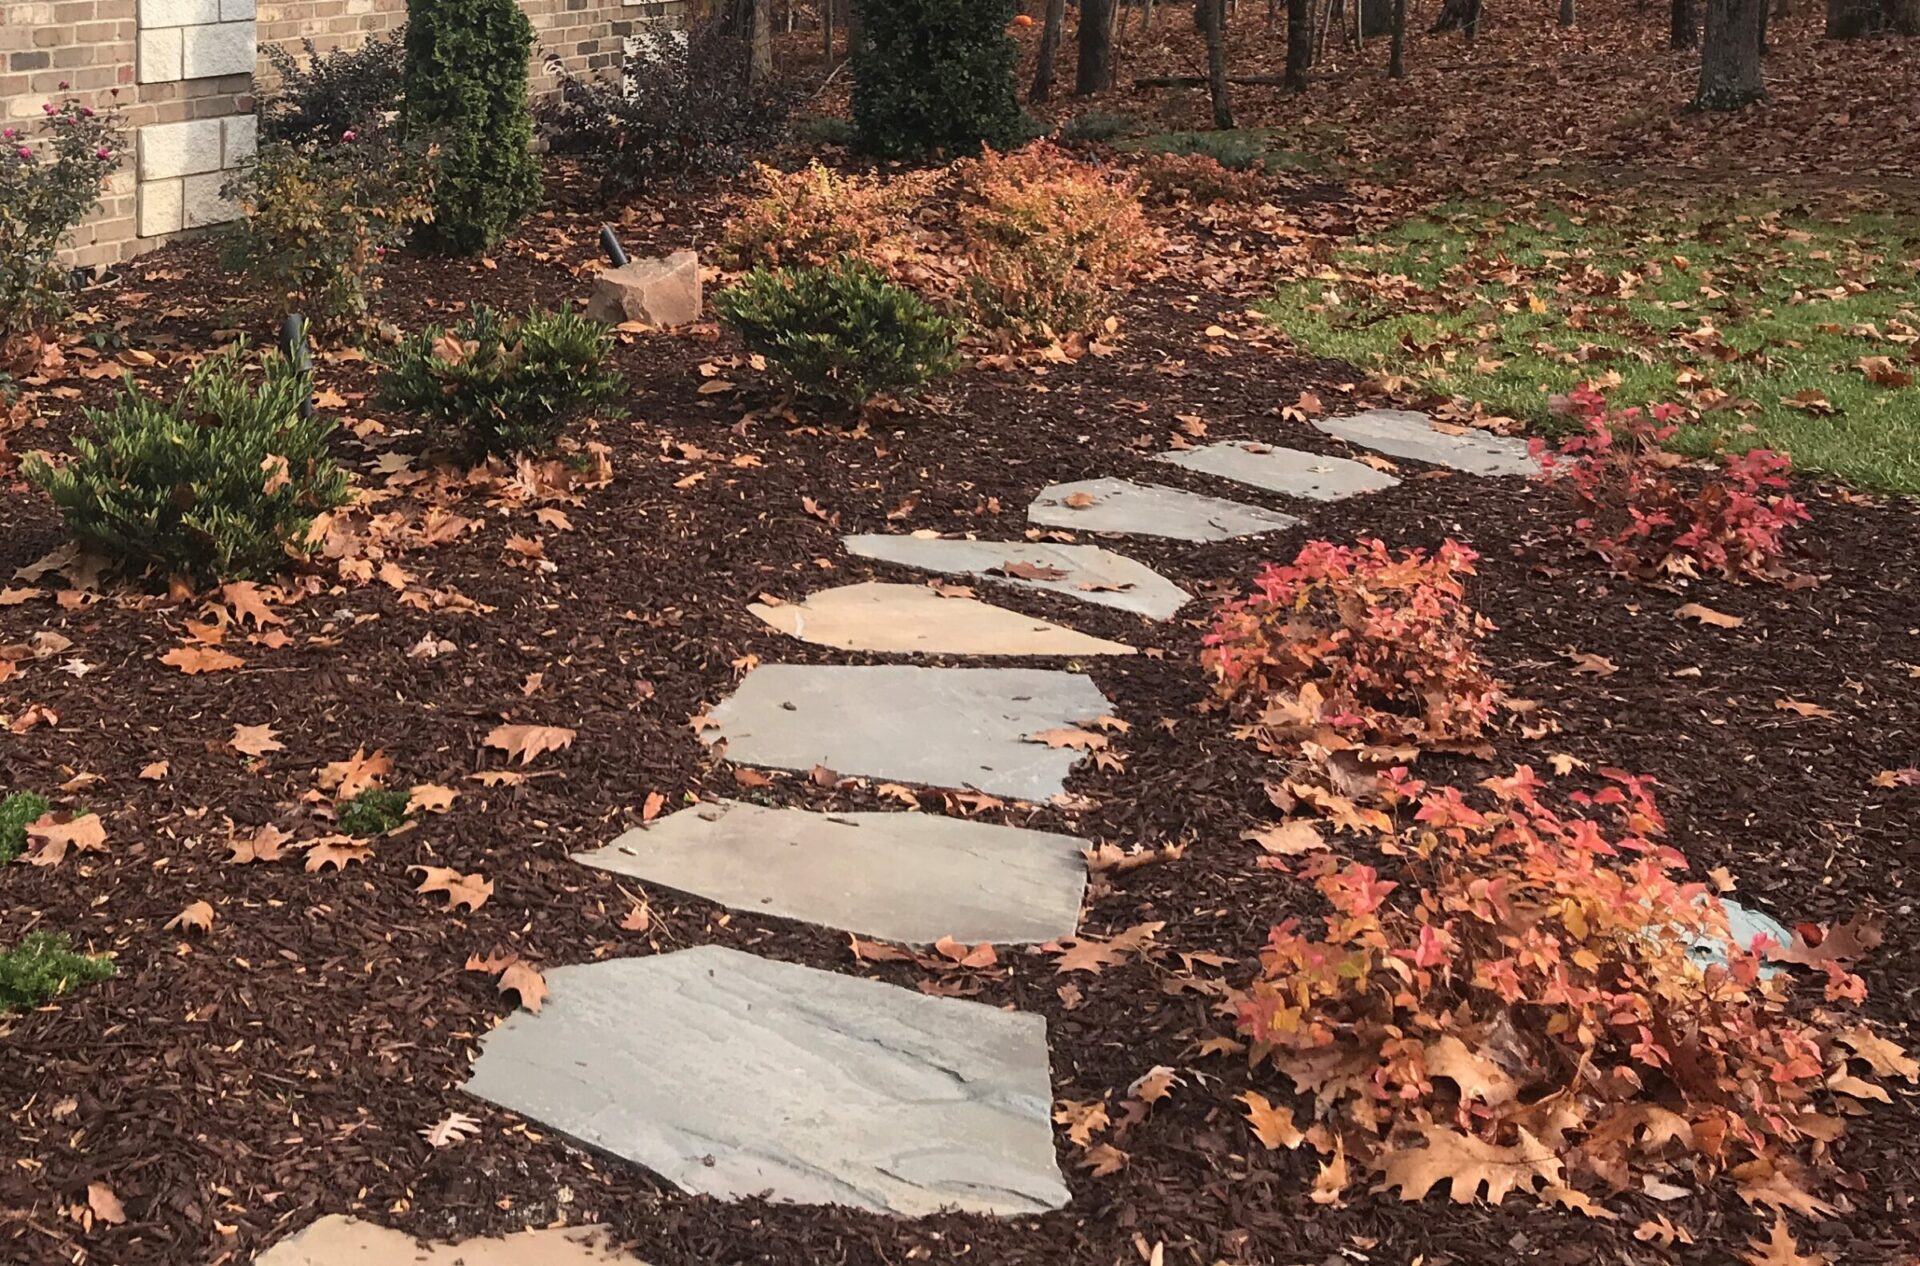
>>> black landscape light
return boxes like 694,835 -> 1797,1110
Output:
281,313 -> 315,419
600,225 -> 629,268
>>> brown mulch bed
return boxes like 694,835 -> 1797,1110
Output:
2,163 -> 1917,1266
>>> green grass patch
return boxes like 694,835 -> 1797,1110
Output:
1131,128 -> 1320,173
1262,198 -> 1920,493
0,931 -> 114,1013
0,791 -> 52,864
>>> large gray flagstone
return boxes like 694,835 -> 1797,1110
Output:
1153,440 -> 1400,501
574,800 -> 1086,944
1027,477 -> 1300,542
1313,409 -> 1541,477
748,582 -> 1133,656
704,664 -> 1111,801
843,534 -> 1190,620
463,946 -> 1069,1217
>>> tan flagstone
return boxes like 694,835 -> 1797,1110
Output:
749,582 -> 1133,656
255,1217 -> 643,1264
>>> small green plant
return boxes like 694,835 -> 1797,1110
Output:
222,131 -> 434,338
0,931 -> 114,1013
852,0 -> 1026,160
1059,111 -> 1135,143
798,116 -> 858,148
2,91 -> 123,347
715,259 -> 960,409
402,0 -> 540,253
378,305 -> 622,457
25,347 -> 350,587
1139,129 -> 1271,171
0,791 -> 52,864
336,786 -> 410,836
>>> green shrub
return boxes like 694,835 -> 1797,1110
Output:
715,259 -> 960,409
799,115 -> 858,148
1059,111 -> 1135,143
1140,130 -> 1268,171
0,931 -> 114,1013
2,94 -> 123,346
24,348 -> 350,587
222,132 -> 434,338
402,0 -> 540,253
852,0 -> 1025,161
378,305 -> 622,457
259,29 -> 408,143
337,786 -> 410,835
0,791 -> 52,864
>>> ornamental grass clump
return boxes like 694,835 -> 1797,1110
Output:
1534,387 -> 1810,583
378,305 -> 622,457
1234,767 -> 1906,1211
716,259 -> 960,410
1203,537 -> 1503,752
0,931 -> 114,1014
25,347 -> 350,587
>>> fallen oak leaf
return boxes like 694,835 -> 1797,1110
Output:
407,783 -> 459,814
1741,1214 -> 1828,1266
1027,727 -> 1108,751
160,645 -> 244,674
1379,1124 -> 1563,1205
226,823 -> 290,864
1243,820 -> 1327,856
85,1183 -> 126,1227
1076,1142 -> 1128,1176
1774,698 -> 1836,719
230,723 -> 284,756
317,747 -> 392,799
497,960 -> 547,1013
1675,602 -> 1744,628
419,1111 -> 483,1149
483,723 -> 577,766
304,835 -> 372,872
1239,1090 -> 1306,1149
25,812 -> 107,867
164,899 -> 214,934
411,865 -> 493,912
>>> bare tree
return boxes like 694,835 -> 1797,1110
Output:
1389,0 -> 1408,74
1826,0 -> 1920,34
1432,0 -> 1485,40
1285,0 -> 1312,86
1033,0 -> 1068,100
1671,0 -> 1698,45
1559,0 -> 1577,24
1694,0 -> 1765,108
1197,0 -> 1234,125
1077,0 -> 1117,93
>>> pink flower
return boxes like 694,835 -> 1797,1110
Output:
96,146 -> 111,159
342,129 -> 358,142
16,146 -> 31,160
1,128 -> 15,140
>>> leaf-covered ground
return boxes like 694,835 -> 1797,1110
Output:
2,6 -> 1918,1265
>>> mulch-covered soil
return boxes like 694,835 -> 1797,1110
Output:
2,153 -> 1917,1266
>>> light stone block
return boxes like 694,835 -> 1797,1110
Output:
464,947 -> 1070,1216
136,26 -> 183,82
843,535 -> 1191,620
138,178 -> 183,237
137,0 -> 218,25
1028,477 -> 1300,542
181,19 -> 256,79
255,1218 -> 644,1265
1313,409 -> 1542,477
138,117 -> 223,179
181,170 -> 237,228
749,582 -> 1134,657
218,0 -> 255,19
1154,441 -> 1401,502
221,112 -> 256,165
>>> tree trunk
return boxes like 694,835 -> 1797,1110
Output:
1389,0 -> 1408,74
1671,0 -> 1698,46
1032,0 -> 1068,100
1827,0 -> 1919,31
750,0 -> 773,81
1431,0 -> 1484,38
1559,0 -> 1576,23
1694,0 -> 1765,108
1285,0 -> 1312,86
1198,0 -> 1234,126
821,0 -> 833,62
1077,0 -> 1116,93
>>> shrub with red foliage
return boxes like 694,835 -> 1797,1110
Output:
1202,538 -> 1503,750
1234,767 -> 1902,1208
1532,388 -> 1809,583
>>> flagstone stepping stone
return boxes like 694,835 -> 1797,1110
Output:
1027,478 -> 1300,542
705,664 -> 1111,801
748,582 -> 1133,657
255,1217 -> 641,1265
574,799 -> 1087,944
1313,409 -> 1541,477
843,534 -> 1190,620
464,946 -> 1069,1217
1154,440 -> 1400,501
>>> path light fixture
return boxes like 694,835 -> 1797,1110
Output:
281,313 -> 314,419
599,225 -> 629,268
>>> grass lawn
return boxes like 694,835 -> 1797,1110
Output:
1262,196 -> 1920,492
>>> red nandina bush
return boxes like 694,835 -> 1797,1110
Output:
1234,767 -> 1902,1208
1202,538 -> 1503,749
1532,388 -> 1809,583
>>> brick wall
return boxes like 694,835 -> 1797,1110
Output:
1,0 -> 684,269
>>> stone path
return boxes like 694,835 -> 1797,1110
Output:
1154,440 -> 1400,501
704,664 -> 1112,801
465,947 -> 1069,1217
262,406 -> 1726,1257
1313,408 -> 1540,477
1027,477 -> 1300,541
842,534 -> 1190,620
256,1218 -> 643,1265
749,582 -> 1135,656
573,799 -> 1087,944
